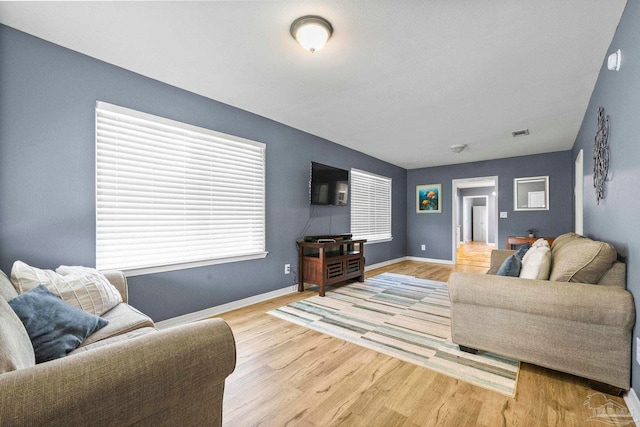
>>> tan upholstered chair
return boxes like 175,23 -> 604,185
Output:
0,270 -> 236,426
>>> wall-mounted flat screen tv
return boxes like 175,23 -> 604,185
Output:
310,162 -> 349,206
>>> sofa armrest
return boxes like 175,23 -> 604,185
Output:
0,318 -> 236,426
102,270 -> 128,303
448,273 -> 635,328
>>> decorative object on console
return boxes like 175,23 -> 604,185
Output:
416,183 -> 442,213
593,106 -> 610,205
527,228 -> 537,238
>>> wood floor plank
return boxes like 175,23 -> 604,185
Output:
217,261 -> 633,427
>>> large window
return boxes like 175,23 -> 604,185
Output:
350,169 -> 392,242
96,102 -> 266,275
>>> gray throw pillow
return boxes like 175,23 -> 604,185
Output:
514,242 -> 531,258
8,285 -> 108,363
497,253 -> 522,277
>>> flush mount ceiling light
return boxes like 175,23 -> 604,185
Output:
450,144 -> 467,154
290,16 -> 333,53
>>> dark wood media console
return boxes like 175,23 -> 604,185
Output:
296,239 -> 366,296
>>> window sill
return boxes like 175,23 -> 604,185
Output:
120,251 -> 269,277
363,237 -> 393,245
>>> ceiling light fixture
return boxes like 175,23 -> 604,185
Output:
450,144 -> 467,154
290,16 -> 333,53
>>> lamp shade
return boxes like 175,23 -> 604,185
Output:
290,16 -> 333,53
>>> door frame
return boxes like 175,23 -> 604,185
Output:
452,176 -> 499,264
575,149 -> 584,235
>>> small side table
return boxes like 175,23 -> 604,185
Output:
506,236 -> 555,250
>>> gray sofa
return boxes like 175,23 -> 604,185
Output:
0,269 -> 236,426
448,234 -> 635,391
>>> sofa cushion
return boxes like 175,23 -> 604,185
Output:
0,270 -> 18,302
0,297 -> 36,373
70,327 -> 158,355
11,261 -> 122,316
520,239 -> 551,280
8,285 -> 108,363
550,235 -> 617,284
79,303 -> 155,348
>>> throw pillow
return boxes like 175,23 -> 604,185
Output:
11,261 -> 122,316
549,237 -> 617,284
514,242 -> 531,258
497,253 -> 522,277
0,297 -> 36,373
520,245 -> 551,280
8,285 -> 108,363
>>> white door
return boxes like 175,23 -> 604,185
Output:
575,150 -> 584,235
463,199 -> 472,242
473,206 -> 486,242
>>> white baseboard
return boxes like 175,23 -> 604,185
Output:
406,256 -> 454,265
365,257 -> 408,271
624,387 -> 640,423
155,284 -> 297,329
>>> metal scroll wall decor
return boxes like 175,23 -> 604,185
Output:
593,106 -> 610,205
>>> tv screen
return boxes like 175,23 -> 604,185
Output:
310,162 -> 349,206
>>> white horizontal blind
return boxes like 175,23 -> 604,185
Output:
350,169 -> 392,242
96,102 -> 266,274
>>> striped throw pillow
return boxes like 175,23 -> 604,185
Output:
10,261 -> 122,316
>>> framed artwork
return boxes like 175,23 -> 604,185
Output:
416,184 -> 442,213
513,176 -> 549,211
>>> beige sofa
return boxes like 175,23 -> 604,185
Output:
0,269 -> 236,426
448,234 -> 635,391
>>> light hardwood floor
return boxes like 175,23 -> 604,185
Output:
217,261 -> 632,427
456,241 -> 492,268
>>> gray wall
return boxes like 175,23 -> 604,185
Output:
571,0 -> 640,392
407,151 -> 574,260
0,25 -> 407,321
457,186 -> 496,245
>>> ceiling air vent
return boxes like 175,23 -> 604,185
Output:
512,129 -> 530,137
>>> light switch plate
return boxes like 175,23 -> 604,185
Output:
500,212 -> 508,218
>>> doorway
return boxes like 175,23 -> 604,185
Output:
575,150 -> 584,235
452,176 -> 498,267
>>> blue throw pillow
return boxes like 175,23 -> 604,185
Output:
514,242 -> 531,259
497,253 -> 522,277
8,285 -> 108,363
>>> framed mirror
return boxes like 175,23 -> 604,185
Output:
514,176 -> 549,211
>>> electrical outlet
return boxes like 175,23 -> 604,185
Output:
285,264 -> 291,274
500,211 -> 508,218
421,244 -> 426,251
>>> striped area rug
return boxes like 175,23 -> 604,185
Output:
268,272 -> 519,396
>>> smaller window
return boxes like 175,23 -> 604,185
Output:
350,169 -> 392,242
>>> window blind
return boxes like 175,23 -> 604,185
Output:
350,169 -> 392,242
96,101 -> 266,275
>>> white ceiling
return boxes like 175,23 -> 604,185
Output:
0,1 -> 627,169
